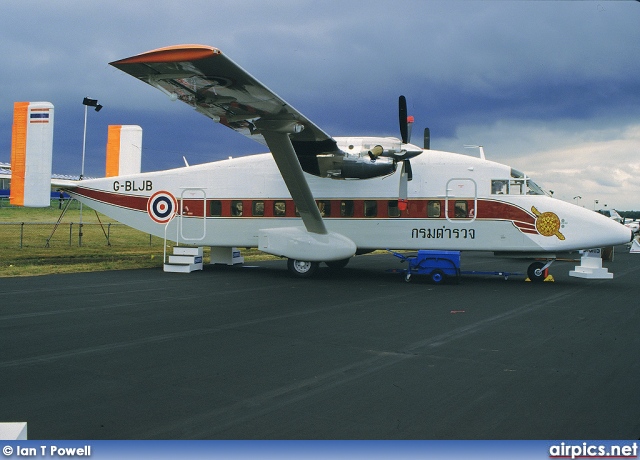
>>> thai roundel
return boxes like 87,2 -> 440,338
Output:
147,191 -> 177,224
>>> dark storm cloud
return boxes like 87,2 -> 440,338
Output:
1,0 -> 639,190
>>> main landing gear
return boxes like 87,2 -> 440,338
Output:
287,259 -> 319,278
286,258 -> 350,278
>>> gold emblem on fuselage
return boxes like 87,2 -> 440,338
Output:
531,206 -> 565,240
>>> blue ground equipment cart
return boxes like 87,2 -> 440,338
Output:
389,250 -> 525,283
390,250 -> 461,284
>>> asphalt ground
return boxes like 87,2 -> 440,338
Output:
1,246 -> 639,440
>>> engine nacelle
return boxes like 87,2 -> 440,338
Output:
316,154 -> 397,179
339,158 -> 397,178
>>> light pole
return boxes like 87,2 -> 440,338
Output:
79,97 -> 103,246
594,199 -> 599,210
81,97 -> 103,180
573,195 -> 582,206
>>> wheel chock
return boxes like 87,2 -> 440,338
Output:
525,274 -> 555,282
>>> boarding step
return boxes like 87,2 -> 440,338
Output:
164,246 -> 203,273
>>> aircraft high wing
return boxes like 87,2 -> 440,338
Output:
110,45 -> 340,174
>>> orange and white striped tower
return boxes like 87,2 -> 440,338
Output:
10,101 -> 54,207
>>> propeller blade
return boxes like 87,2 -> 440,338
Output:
403,159 -> 413,181
424,127 -> 430,150
399,95 -> 408,144
407,115 -> 414,144
398,160 -> 409,211
398,159 -> 414,211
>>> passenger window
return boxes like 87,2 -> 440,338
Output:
427,200 -> 441,218
274,201 -> 286,216
454,201 -> 468,218
388,200 -> 400,218
340,200 -> 354,217
317,200 -> 331,217
231,200 -> 243,217
210,200 -> 222,217
364,200 -> 378,218
252,201 -> 264,217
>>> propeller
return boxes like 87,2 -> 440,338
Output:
368,96 -> 424,210
398,96 -> 415,180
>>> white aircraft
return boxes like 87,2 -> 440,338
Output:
12,45 -> 634,280
597,208 -> 623,224
625,220 -> 640,234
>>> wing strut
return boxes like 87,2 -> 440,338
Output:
259,124 -> 327,235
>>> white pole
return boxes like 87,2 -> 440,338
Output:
81,104 -> 87,180
79,104 -> 88,246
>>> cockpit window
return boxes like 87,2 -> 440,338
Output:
509,180 -> 524,195
491,180 -> 507,194
510,168 -> 524,179
526,180 -> 546,195
492,169 -> 547,196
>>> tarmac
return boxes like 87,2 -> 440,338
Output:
1,247 -> 639,440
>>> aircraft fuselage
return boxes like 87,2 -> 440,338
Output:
67,146 -> 632,258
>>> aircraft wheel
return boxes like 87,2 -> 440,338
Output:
527,261 -> 546,283
430,269 -> 445,284
325,258 -> 350,270
287,259 -> 319,278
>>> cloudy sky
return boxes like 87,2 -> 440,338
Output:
1,1 -> 639,209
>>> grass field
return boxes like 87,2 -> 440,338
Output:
0,201 -> 272,277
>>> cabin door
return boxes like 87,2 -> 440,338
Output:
179,188 -> 207,242
445,178 -> 477,222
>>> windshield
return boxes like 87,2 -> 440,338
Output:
513,168 -> 547,195
490,169 -> 548,196
526,179 -> 546,195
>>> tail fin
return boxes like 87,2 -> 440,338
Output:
10,102 -> 54,207
106,125 -> 142,177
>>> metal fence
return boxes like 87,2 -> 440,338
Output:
0,221 -> 157,249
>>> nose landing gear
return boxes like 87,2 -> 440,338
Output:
527,260 -> 554,282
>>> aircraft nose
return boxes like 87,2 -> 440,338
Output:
616,221 -> 634,244
598,215 -> 633,247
